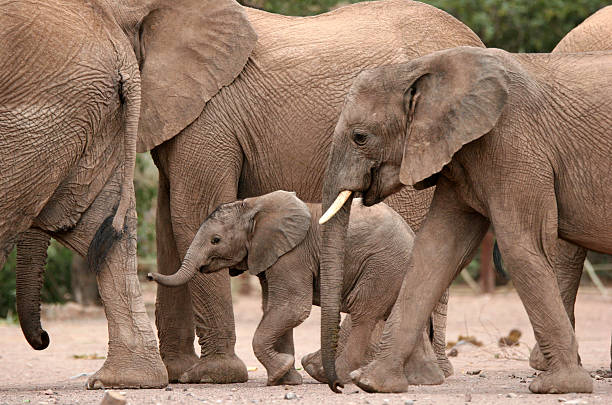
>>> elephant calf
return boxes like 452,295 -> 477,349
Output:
149,190 -> 443,386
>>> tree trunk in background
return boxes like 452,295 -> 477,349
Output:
71,254 -> 101,306
479,231 -> 495,294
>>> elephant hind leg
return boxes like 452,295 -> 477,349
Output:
492,192 -> 591,394
530,240 -> 586,371
302,314 -> 353,384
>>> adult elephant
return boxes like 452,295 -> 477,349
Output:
149,0 -> 484,384
318,46 -> 611,394
1,0 -> 256,389
527,4 -> 612,372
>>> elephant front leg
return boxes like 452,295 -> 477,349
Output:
153,168 -> 198,382
152,142 -> 247,384
253,306 -> 308,386
88,203 -> 167,389
351,182 -> 489,393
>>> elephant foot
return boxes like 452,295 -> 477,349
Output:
265,353 -> 295,386
87,353 -> 168,389
529,366 -> 592,394
179,353 -> 247,383
436,354 -> 454,378
163,352 -> 199,382
350,360 -> 408,393
530,344 -> 581,372
276,368 -> 303,385
404,355 -> 445,385
301,351 -> 328,384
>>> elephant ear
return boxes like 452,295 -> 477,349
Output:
399,47 -> 509,188
245,191 -> 312,275
137,0 -> 257,152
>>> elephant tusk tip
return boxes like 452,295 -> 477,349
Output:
319,190 -> 352,224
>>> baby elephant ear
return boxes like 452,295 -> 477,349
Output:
246,191 -> 312,275
400,47 -> 509,188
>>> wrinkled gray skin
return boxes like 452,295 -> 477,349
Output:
1,0 -> 257,389
150,0 -> 483,384
320,46 -> 612,394
528,4 -> 612,373
150,191 -> 444,386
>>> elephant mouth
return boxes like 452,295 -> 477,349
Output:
362,164 -> 403,205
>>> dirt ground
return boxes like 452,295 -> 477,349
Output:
0,283 -> 610,405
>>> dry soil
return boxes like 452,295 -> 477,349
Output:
0,284 -> 610,405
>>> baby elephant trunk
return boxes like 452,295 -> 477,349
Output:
148,256 -> 198,287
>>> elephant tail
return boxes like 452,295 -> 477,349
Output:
110,58 -> 141,236
493,240 -> 509,280
87,56 -> 141,273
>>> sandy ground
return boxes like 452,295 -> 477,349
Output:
0,283 -> 610,405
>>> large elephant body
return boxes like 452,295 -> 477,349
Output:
150,0 -> 484,383
319,44 -> 612,394
1,0 -> 257,389
527,4 -> 612,372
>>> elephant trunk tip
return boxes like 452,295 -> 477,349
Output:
146,272 -> 154,281
27,329 -> 50,351
329,379 -> 344,394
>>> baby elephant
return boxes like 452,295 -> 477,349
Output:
149,191 -> 440,386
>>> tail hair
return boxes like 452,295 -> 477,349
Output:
87,206 -> 122,273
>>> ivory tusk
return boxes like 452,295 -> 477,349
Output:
319,190 -> 352,225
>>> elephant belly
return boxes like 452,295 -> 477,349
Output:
558,195 -> 612,254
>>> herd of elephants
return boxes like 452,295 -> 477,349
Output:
1,0 -> 611,396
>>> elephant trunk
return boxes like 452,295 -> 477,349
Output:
148,256 -> 199,287
16,229 -> 51,350
320,183 -> 354,393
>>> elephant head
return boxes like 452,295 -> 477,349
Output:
148,191 -> 311,286
319,46 -> 509,390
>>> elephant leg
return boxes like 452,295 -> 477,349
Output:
153,137 -> 248,384
53,191 -> 167,389
302,315 -> 353,384
432,288 -> 453,377
403,329 -> 445,385
254,257 -> 312,386
151,163 -> 198,382
351,182 -> 489,393
253,300 -> 310,386
334,316 -> 384,384
274,330 -> 303,385
262,275 -> 302,386
530,241 -> 585,371
492,193 -> 591,394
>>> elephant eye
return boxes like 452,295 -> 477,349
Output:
211,236 -> 221,245
352,131 -> 368,146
